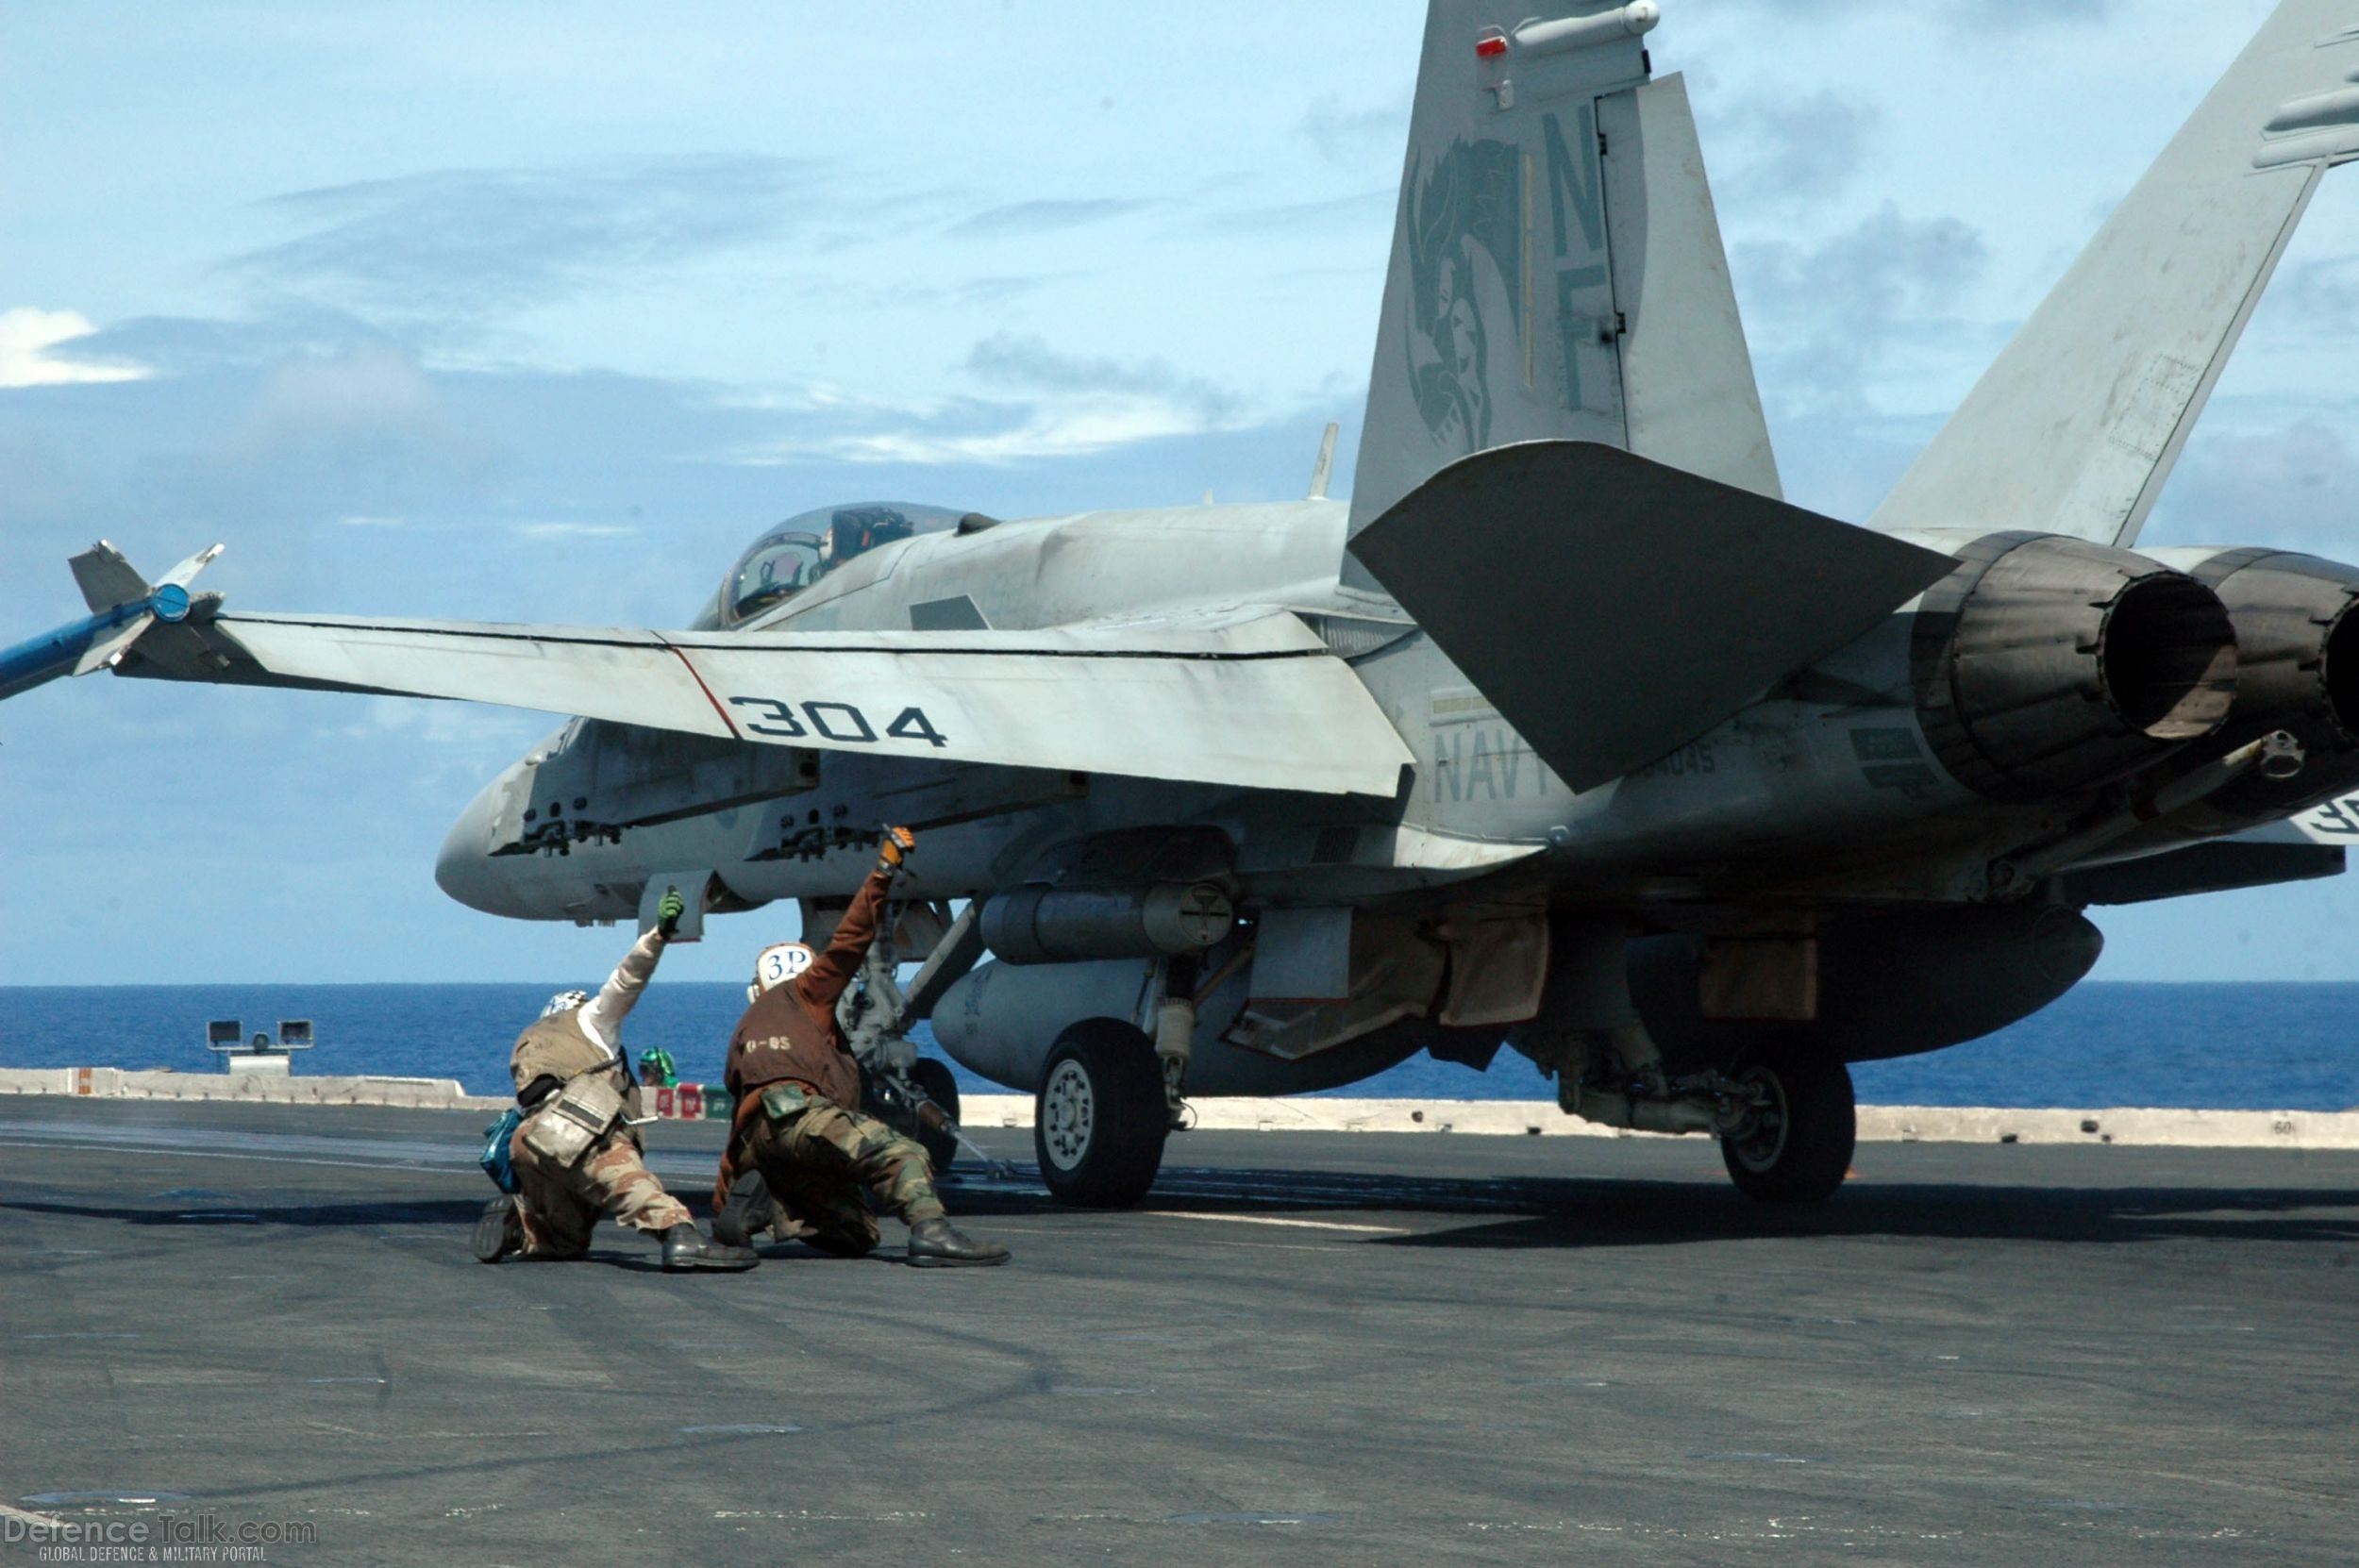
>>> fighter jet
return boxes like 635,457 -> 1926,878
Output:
22,0 -> 2359,1208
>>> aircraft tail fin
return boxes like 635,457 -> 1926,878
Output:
1870,2 -> 2359,547
1,542 -> 223,702
1346,2 -> 1780,590
68,542 -> 149,615
1308,421 -> 1340,500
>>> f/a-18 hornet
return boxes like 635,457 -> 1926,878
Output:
18,0 -> 2359,1207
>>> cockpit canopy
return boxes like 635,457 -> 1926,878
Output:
701,502 -> 969,628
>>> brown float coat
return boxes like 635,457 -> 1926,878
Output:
716,859 -> 896,1207
725,858 -> 893,1106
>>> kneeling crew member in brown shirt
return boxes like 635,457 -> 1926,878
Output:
715,827 -> 1010,1267
473,889 -> 759,1272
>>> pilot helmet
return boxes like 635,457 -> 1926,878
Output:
541,989 -> 591,1020
749,942 -> 816,1003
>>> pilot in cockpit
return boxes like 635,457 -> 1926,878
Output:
705,502 -> 962,632
828,505 -> 916,565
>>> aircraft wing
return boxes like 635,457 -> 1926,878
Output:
114,606 -> 1414,798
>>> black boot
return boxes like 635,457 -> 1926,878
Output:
908,1217 -> 1011,1267
712,1169 -> 778,1248
471,1194 -> 522,1263
661,1223 -> 760,1272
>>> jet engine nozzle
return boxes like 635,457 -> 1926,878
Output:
2111,546 -> 2359,834
1916,533 -> 2236,799
2149,548 -> 2359,745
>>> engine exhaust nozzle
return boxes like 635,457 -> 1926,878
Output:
2157,547 -> 2359,745
2117,546 -> 2359,833
1916,534 -> 2236,799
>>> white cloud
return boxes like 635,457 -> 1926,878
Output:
1295,95 -> 1408,170
739,386 -> 1257,468
0,307 -> 150,388
511,521 -> 636,539
226,344 -> 493,492
738,335 -> 1263,467
804,404 -> 1232,466
2150,412 -> 2359,550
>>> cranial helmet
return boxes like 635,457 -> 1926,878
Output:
541,990 -> 591,1020
749,942 -> 816,1003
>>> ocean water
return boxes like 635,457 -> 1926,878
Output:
2,982 -> 2355,1110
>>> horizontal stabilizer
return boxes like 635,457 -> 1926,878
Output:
2223,792 -> 2359,846
1349,441 -> 1958,791
116,609 -> 1414,798
2055,839 -> 2343,905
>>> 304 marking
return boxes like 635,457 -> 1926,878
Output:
727,696 -> 949,747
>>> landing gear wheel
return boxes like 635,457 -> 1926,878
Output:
1719,1046 -> 1856,1204
1033,1020 -> 1168,1209
909,1057 -> 962,1175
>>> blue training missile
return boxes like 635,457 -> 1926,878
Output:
0,542 -> 224,704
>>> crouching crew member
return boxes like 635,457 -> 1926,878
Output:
714,827 -> 1010,1267
473,889 -> 758,1272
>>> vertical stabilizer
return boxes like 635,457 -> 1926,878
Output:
1603,73 -> 1782,505
1871,2 -> 2359,547
1346,1 -> 1779,589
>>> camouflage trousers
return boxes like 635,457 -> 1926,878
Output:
733,1087 -> 946,1258
510,1121 -> 691,1259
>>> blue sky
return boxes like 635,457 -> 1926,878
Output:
6,0 -> 2358,985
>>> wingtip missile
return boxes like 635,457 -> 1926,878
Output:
69,542 -> 222,676
3,542 -> 226,700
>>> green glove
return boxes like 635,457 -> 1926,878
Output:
657,888 -> 686,938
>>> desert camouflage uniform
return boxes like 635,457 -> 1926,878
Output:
510,1125 -> 692,1258
507,926 -> 693,1258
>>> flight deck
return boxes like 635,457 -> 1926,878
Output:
1,1097 -> 2353,1565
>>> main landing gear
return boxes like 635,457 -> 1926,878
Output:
1033,1020 -> 1169,1209
1716,1045 -> 1857,1204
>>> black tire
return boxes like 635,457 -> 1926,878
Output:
909,1057 -> 962,1175
1033,1020 -> 1168,1209
1719,1045 -> 1856,1204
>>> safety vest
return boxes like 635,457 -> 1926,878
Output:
509,1009 -> 617,1097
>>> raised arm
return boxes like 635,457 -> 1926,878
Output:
794,828 -> 913,1017
578,888 -> 686,1054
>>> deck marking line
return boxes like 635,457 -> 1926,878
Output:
1146,1212 -> 1407,1235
